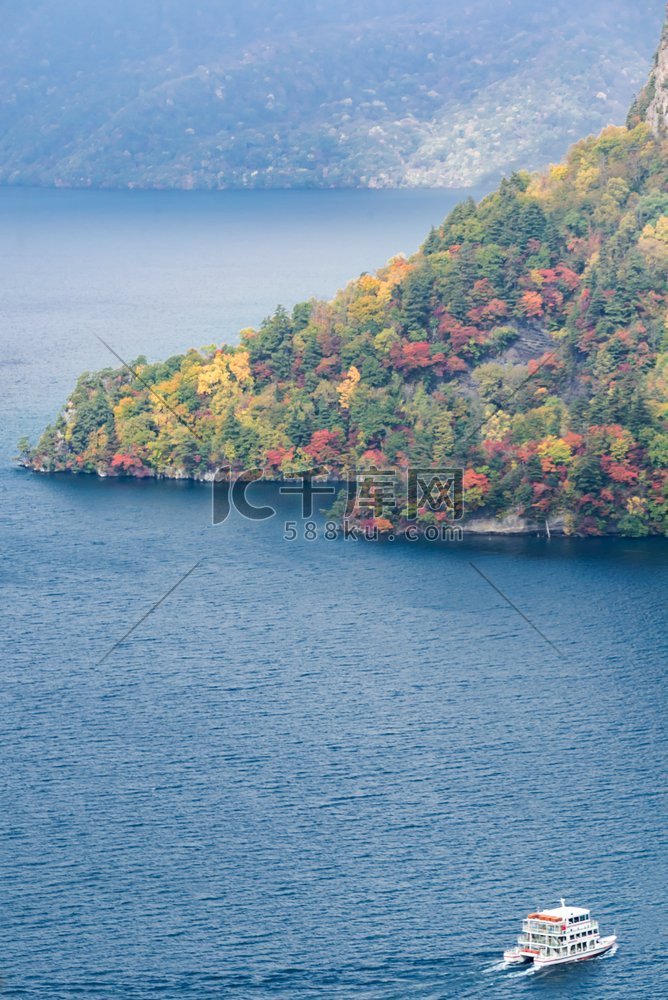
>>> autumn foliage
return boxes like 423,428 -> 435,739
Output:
26,122 -> 668,537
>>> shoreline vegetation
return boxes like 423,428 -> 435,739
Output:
20,22 -> 668,539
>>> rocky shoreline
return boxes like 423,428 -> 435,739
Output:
18,460 -> 586,537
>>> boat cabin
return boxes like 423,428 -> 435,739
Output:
518,902 -> 601,959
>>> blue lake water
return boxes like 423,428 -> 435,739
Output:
1,188 -> 667,998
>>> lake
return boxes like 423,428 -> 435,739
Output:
1,187 -> 666,998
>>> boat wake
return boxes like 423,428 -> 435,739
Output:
506,965 -> 537,979
482,960 -> 536,978
482,960 -> 512,974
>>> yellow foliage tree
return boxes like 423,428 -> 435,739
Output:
153,372 -> 182,397
338,365 -> 361,409
609,428 -> 635,461
228,350 -> 252,386
483,411 -> 512,443
639,215 -> 668,267
113,396 -> 137,421
197,353 -> 231,395
537,435 -> 573,468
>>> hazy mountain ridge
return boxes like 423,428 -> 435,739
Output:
1,0 -> 664,189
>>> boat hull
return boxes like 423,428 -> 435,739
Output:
503,948 -> 531,964
533,935 -> 617,969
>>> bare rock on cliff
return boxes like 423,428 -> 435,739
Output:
629,10 -> 668,135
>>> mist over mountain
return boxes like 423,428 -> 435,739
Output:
1,0 -> 664,189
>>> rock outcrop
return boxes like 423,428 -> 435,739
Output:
629,8 -> 668,135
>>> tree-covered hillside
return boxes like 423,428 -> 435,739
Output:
22,11 -> 668,536
0,0 -> 663,190
24,106 -> 668,535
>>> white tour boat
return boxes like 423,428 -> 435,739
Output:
503,899 -> 616,969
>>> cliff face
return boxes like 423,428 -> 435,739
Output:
647,18 -> 668,135
629,10 -> 668,135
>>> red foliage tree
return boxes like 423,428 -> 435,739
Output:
303,428 -> 343,463
520,291 -> 544,318
463,469 -> 490,493
265,446 -> 295,469
392,341 -> 433,370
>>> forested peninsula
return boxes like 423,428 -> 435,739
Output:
21,21 -> 668,537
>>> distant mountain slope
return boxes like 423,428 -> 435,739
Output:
22,15 -> 668,537
0,0 -> 664,189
